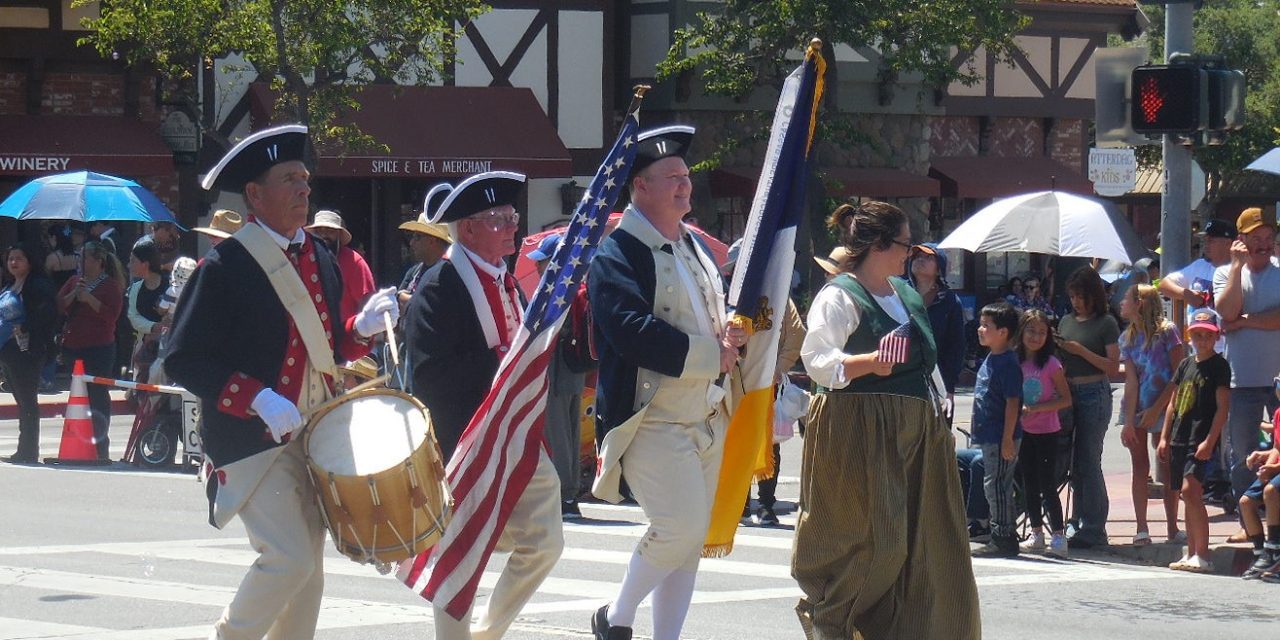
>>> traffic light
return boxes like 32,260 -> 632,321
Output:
1130,64 -> 1208,134
1206,68 -> 1246,131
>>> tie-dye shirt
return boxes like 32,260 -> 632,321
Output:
1120,324 -> 1183,415
1021,356 -> 1064,435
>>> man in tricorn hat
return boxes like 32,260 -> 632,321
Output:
587,125 -> 744,640
402,171 -> 564,639
165,124 -> 399,640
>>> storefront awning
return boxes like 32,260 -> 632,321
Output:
929,156 -> 1092,199
709,166 -> 939,199
0,115 -> 174,177
248,84 -> 571,179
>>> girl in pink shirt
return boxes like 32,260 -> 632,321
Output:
1018,309 -> 1073,556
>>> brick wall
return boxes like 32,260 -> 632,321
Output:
0,73 -> 25,115
1048,118 -> 1085,172
988,117 -> 1043,157
929,116 -> 978,157
41,72 -> 124,115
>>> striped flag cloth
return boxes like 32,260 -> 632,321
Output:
397,100 -> 644,620
702,40 -> 826,557
877,322 -> 913,364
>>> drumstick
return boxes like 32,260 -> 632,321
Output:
301,374 -> 390,420
384,310 -> 400,369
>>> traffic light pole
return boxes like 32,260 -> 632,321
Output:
1161,1 -> 1195,278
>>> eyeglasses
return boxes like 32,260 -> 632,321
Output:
891,238 -> 913,250
468,209 -> 520,231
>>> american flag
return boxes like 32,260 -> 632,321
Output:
397,100 -> 643,620
877,321 -> 912,364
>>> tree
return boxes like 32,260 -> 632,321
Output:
80,0 -> 487,150
1140,0 -> 1280,202
655,0 -> 1028,257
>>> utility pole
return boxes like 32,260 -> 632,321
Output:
1161,1 -> 1195,278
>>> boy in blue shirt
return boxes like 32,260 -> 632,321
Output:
971,302 -> 1024,558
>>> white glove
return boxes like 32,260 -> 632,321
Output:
354,286 -> 400,337
251,388 -> 302,443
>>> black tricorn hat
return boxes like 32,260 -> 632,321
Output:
201,124 -> 308,193
433,171 -> 527,223
631,124 -> 695,177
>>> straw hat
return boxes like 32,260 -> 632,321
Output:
305,210 -> 352,246
193,209 -> 244,240
814,246 -> 852,276
398,213 -> 452,244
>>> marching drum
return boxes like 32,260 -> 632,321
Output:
302,387 -> 452,565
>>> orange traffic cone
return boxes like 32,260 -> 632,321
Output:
44,360 -> 110,466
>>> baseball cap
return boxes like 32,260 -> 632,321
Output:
1199,219 -> 1237,239
526,234 -> 562,261
1186,309 -> 1221,334
1237,207 -> 1271,235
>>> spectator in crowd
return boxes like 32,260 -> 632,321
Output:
43,224 -> 78,290
126,237 -> 169,385
1004,276 -> 1025,308
56,240 -> 124,461
397,183 -> 453,308
0,243 -> 55,463
1020,275 -> 1054,317
528,233 -> 591,519
957,447 -> 991,542
1057,266 -> 1121,548
1237,375 -> 1280,580
813,246 -> 851,280
798,201 -> 978,639
1157,309 -> 1230,574
148,220 -> 182,273
1214,207 -> 1280,535
89,221 -> 119,256
192,209 -> 244,249
1016,308 -> 1072,557
1118,284 -> 1184,545
306,210 -> 376,324
970,302 -> 1023,558
1160,219 -> 1236,318
908,243 -> 964,423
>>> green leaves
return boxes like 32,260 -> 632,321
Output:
81,0 -> 487,147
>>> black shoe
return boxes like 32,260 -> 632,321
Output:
753,505 -> 780,527
1067,536 -> 1103,550
972,536 -> 1019,558
592,604 -> 632,640
968,521 -> 991,543
1,454 -> 38,464
741,505 -> 753,524
562,500 -> 583,521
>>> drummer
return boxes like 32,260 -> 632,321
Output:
402,171 -> 564,639
165,124 -> 399,640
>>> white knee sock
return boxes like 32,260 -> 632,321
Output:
650,567 -> 698,640
608,552 -> 670,627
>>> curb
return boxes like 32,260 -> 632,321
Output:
1102,541 -> 1256,576
0,399 -> 132,421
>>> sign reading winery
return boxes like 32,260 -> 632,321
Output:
0,156 -> 73,174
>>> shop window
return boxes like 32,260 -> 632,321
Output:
0,7 -> 49,28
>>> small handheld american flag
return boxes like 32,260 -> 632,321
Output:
877,322 -> 912,364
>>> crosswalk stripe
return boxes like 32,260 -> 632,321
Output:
0,617 -> 105,640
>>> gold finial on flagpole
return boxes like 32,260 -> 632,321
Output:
633,84 -> 652,99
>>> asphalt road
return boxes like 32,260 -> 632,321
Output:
1,406 -> 1277,639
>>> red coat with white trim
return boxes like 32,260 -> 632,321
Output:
165,234 -> 370,467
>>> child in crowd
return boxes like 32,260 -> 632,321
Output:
1119,284 -> 1184,545
1238,376 -> 1280,581
1157,310 -> 1230,573
971,302 -> 1024,558
1016,309 -> 1073,557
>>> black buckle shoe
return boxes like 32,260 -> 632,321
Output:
592,604 -> 632,640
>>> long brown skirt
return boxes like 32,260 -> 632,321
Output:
792,392 -> 980,640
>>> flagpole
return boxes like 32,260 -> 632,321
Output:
626,84 -> 651,118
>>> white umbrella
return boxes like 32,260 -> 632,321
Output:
937,190 -> 1146,265
1245,147 -> 1280,176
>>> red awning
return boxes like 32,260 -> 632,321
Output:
709,166 -> 939,199
929,156 -> 1093,199
247,84 -> 571,179
0,115 -> 174,177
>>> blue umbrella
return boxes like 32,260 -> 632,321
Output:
0,171 -> 182,227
